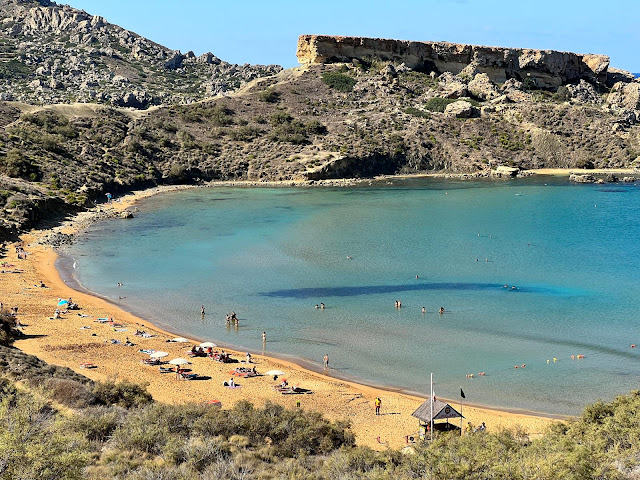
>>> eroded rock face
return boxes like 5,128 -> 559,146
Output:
297,35 -> 609,88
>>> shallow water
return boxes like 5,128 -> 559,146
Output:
62,177 -> 640,414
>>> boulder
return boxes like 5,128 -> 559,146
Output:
444,100 -> 475,118
49,78 -> 64,89
468,72 -> 499,100
606,81 -> 640,111
502,78 -> 523,92
164,53 -> 184,70
383,64 -> 397,79
439,72 -> 468,98
569,174 -> 596,183
492,166 -> 519,177
606,67 -> 636,87
197,52 -> 221,65
567,80 -> 601,104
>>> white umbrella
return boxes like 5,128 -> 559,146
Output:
172,337 -> 190,343
265,369 -> 286,376
149,351 -> 169,359
168,358 -> 191,366
199,341 -> 217,348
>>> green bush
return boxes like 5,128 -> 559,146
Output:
258,88 -> 280,103
228,125 -> 262,141
321,72 -> 357,92
405,107 -> 431,118
269,111 -> 293,126
0,148 -> 40,179
424,97 -> 458,112
92,380 -> 153,408
0,309 -> 21,346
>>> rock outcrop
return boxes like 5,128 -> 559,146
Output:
297,35 -> 609,88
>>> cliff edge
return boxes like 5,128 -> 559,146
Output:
297,35 -> 609,88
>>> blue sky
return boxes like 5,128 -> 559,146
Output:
65,0 -> 638,71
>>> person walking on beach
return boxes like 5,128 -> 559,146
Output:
375,397 -> 382,415
323,353 -> 329,369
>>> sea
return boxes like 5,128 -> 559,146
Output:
60,176 -> 640,416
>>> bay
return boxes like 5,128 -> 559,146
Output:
62,176 -> 640,415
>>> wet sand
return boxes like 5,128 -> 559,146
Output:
4,187 -> 561,450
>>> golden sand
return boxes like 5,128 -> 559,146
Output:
4,187 -> 560,450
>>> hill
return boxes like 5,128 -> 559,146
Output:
0,0 -> 281,107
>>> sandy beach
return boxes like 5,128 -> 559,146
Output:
2,184 -> 565,450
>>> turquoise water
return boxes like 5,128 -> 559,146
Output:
63,177 -> 640,415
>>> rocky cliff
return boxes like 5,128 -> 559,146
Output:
0,0 -> 281,107
297,35 -> 610,88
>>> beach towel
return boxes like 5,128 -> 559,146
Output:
138,349 -> 155,354
225,385 -> 242,389
114,328 -> 127,332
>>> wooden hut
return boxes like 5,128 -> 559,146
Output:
412,399 -> 464,436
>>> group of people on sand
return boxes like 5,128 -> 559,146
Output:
465,422 -> 487,434
190,345 -> 209,357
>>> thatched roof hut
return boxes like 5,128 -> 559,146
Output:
412,399 -> 464,424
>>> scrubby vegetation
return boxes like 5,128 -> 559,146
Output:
3,357 -> 640,480
424,97 -> 459,112
2,323 -> 640,479
321,71 -> 357,92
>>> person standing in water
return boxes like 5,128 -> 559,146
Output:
323,354 -> 329,369
422,306 -> 426,314
262,331 -> 266,343
201,305 -> 205,316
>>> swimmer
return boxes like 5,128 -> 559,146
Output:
346,255 -> 353,259
320,303 -> 325,310
315,304 -> 319,309
422,306 -> 426,314
416,275 -> 419,279
439,307 -> 445,314
503,284 -> 508,288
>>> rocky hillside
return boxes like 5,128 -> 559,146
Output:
0,4 -> 639,239
0,0 -> 281,107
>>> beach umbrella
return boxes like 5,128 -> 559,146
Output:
199,341 -> 217,348
168,358 -> 191,366
149,351 -> 169,359
265,370 -> 286,376
172,337 -> 190,343
57,299 -> 69,307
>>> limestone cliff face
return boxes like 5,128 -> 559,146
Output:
297,35 -> 609,88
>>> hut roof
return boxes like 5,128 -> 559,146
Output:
412,399 -> 464,422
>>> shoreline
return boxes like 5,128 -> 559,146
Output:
54,241 -> 566,422
5,174 -> 607,449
